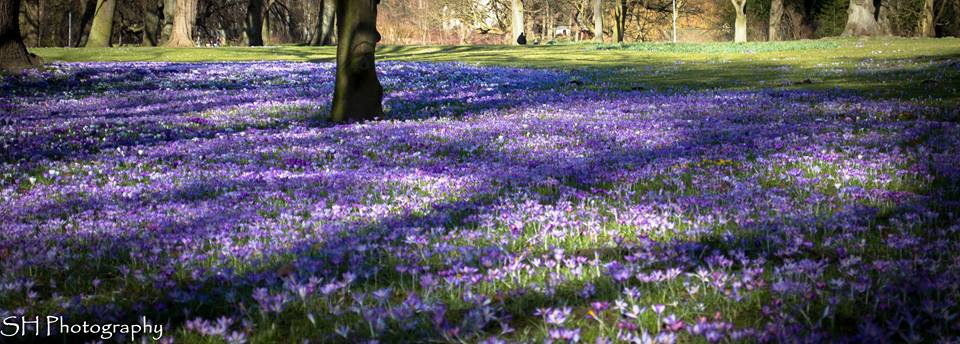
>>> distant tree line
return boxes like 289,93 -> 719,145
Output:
4,0 -> 959,50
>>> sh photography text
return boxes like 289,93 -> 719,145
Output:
1,316 -> 164,341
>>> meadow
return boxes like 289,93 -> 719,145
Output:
2,38 -> 959,343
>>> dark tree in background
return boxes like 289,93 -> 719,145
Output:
5,0 -> 959,53
330,0 -> 383,122
1,0 -> 39,70
245,0 -> 264,45
309,0 -> 336,46
160,0 -> 176,43
613,0 -> 626,42
143,0 -> 162,46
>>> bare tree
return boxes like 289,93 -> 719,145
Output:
331,0 -> 383,122
165,0 -> 197,47
86,0 -> 116,47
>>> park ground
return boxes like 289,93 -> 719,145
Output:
32,38 -> 960,101
1,38 -> 959,343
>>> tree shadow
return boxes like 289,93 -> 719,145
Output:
6,85 -> 958,341
0,61 -> 572,165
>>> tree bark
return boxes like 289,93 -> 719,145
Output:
157,0 -> 177,45
510,0 -> 523,45
144,0 -> 161,46
310,0 -> 336,46
593,0 -> 603,42
952,0 -> 960,37
877,1 -> 892,35
36,0 -> 43,47
920,0 -> 935,37
769,0 -> 783,41
160,0 -> 175,44
842,0 -> 882,36
73,0 -> 95,46
246,0 -> 264,46
19,0 -> 38,47
85,0 -> 115,47
330,0 -> 383,123
732,0 -> 747,42
1,0 -> 39,71
542,2 -> 549,40
614,0 -> 626,42
164,0 -> 197,47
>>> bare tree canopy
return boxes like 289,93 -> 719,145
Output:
2,0 -> 957,51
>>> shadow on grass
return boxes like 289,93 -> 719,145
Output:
7,86 -> 957,342
3,57 -> 960,341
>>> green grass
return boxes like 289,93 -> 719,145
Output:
30,37 -> 960,103
590,39 -> 842,53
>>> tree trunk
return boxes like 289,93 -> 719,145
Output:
1,0 -> 39,71
164,0 -> 196,47
310,0 -> 336,45
510,0 -> 523,44
952,0 -> 960,37
769,0 -> 783,41
36,0 -> 44,48
593,0 -> 603,42
160,0 -> 177,44
524,8 -> 534,41
330,0 -> 383,123
85,0 -> 115,47
614,0 -> 626,42
36,0 -> 42,47
71,0 -> 91,46
144,0 -> 161,46
732,0 -> 747,42
842,0 -> 882,36
877,1 -> 892,35
920,0 -> 934,37
672,0 -> 678,42
542,2 -> 548,40
261,0 -> 273,44
19,0 -> 37,47
160,0 -> 175,43
246,0 -> 264,46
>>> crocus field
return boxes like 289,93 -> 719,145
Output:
2,46 -> 960,343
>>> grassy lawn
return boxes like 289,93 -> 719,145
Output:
31,38 -> 960,101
